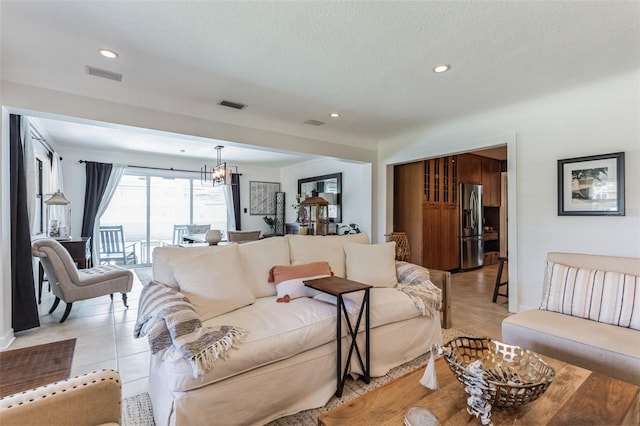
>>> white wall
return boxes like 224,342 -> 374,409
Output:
60,147 -> 283,239
281,158 -> 373,236
378,71 -> 640,313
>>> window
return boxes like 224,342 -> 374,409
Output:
99,170 -> 227,265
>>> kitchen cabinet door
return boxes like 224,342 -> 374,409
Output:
457,154 -> 482,185
422,202 -> 459,270
481,157 -> 501,207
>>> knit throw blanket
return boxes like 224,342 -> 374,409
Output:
395,261 -> 442,318
134,281 -> 246,378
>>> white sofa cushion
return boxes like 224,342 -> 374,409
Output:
314,287 -> 420,327
153,245 -> 224,288
156,297 -> 339,392
502,309 -> 640,385
541,261 -> 640,330
344,242 -> 397,288
286,233 -> 369,278
238,237 -> 290,298
171,245 -> 255,321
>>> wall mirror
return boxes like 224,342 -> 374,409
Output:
298,172 -> 342,223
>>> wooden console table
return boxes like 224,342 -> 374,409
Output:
38,237 -> 91,304
304,276 -> 372,397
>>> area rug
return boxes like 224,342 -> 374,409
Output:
122,327 -> 472,425
0,338 -> 76,397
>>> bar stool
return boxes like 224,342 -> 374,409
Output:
492,256 -> 508,303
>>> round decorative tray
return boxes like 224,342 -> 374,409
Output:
441,337 -> 556,408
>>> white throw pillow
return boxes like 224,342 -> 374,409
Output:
238,237 -> 290,298
344,241 -> 397,288
171,245 -> 255,321
286,233 -> 369,277
275,274 -> 328,299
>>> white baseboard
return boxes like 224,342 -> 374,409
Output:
516,303 -> 537,313
0,328 -> 15,350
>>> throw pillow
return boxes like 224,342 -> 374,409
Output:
171,244 -> 255,321
344,241 -> 397,288
238,236 -> 290,298
286,233 -> 369,277
540,261 -> 640,330
268,262 -> 333,302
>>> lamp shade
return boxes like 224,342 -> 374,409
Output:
45,190 -> 71,205
45,190 -> 71,239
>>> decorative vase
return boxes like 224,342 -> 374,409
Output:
205,229 -> 222,245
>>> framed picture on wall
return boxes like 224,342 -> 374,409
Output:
249,181 -> 280,215
557,152 -> 625,216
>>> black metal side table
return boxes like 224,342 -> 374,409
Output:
304,276 -> 372,397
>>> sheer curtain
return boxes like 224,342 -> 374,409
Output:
91,164 -> 126,265
21,118 -> 37,232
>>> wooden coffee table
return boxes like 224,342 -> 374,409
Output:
318,355 -> 639,425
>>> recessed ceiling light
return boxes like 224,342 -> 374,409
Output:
329,113 -> 340,118
99,49 -> 119,59
433,64 -> 451,73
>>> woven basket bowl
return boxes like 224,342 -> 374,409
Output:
442,337 -> 556,408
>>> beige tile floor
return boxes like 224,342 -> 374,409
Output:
8,263 -> 510,401
9,270 -> 149,399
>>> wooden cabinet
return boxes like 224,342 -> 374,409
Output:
456,153 -> 481,185
423,202 -> 459,270
481,157 -> 501,207
394,157 -> 459,271
393,161 -> 424,265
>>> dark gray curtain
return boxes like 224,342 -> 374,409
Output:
10,114 -> 40,331
80,162 -> 112,246
231,173 -> 241,230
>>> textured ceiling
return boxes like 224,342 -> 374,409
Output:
1,1 -> 639,159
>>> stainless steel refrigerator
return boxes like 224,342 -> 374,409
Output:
459,183 -> 484,271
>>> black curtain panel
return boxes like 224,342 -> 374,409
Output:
9,114 -> 40,331
80,161 -> 113,244
232,173 -> 241,230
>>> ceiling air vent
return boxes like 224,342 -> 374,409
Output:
218,100 -> 247,110
304,119 -> 325,126
86,65 -> 123,82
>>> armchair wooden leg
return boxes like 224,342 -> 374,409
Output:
60,303 -> 73,323
49,297 -> 61,314
121,293 -> 128,308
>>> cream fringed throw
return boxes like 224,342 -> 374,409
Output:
395,261 -> 442,317
134,281 -> 246,378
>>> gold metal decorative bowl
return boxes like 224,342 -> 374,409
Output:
441,337 -> 556,408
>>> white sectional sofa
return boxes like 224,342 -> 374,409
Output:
144,234 -> 446,426
502,252 -> 640,386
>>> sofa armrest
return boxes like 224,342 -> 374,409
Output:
395,261 -> 451,329
429,269 -> 452,329
0,369 -> 122,426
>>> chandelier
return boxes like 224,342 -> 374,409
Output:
202,145 -> 228,186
